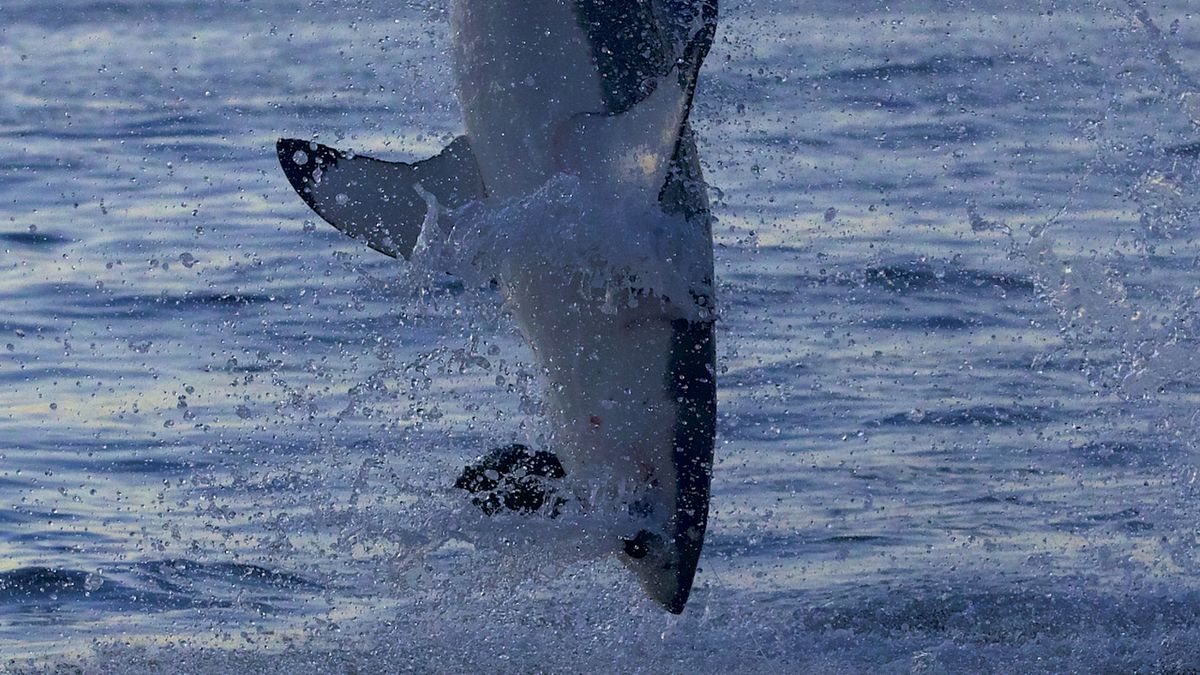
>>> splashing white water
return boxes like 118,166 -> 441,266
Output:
408,173 -> 715,322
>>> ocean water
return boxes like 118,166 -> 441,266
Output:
4,0 -> 1200,671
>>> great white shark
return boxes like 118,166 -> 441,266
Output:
276,0 -> 719,614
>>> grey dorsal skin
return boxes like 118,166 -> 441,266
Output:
574,1 -> 668,114
576,0 -> 718,115
659,316 -> 717,613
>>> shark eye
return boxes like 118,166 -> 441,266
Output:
623,530 -> 658,559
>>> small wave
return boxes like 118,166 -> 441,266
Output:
815,534 -> 895,545
858,263 -> 1035,294
152,292 -> 272,309
865,121 -> 993,150
140,559 -> 319,591
730,263 -> 1035,304
1051,508 -> 1154,533
863,314 -> 980,330
1069,441 -> 1165,468
792,582 -> 1200,648
878,405 -> 1051,428
44,291 -> 275,321
0,567 -> 105,600
742,132 -> 834,149
0,566 -> 187,611
1164,140 -> 1200,156
0,560 -> 321,618
818,54 -> 1019,83
89,457 -> 212,475
0,231 -> 71,247
833,93 -> 918,111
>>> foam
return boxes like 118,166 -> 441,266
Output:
408,173 -> 715,323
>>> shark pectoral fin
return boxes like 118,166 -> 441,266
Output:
456,444 -> 567,517
553,73 -> 690,202
276,136 -> 486,260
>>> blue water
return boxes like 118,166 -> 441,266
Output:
4,0 -> 1200,671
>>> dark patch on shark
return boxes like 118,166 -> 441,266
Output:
660,317 -> 716,613
575,0 -> 717,116
574,1 -> 669,114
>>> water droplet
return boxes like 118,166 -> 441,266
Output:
84,573 -> 103,592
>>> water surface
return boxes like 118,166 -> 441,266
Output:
4,0 -> 1200,671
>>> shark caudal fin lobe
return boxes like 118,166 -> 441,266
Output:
276,136 -> 486,259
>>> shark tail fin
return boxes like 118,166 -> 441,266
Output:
276,136 -> 486,259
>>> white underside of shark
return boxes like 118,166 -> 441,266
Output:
277,0 -> 718,614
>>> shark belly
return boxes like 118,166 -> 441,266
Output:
448,0 -> 692,491
503,261 -> 713,613
505,270 -> 678,484
449,0 -> 606,198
